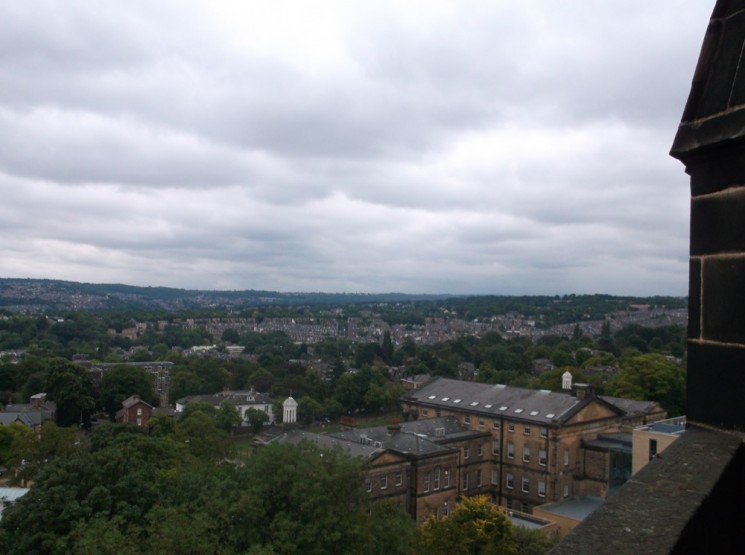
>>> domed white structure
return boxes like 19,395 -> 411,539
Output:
283,396 -> 298,424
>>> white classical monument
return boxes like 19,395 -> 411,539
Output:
282,396 -> 298,424
562,370 -> 573,390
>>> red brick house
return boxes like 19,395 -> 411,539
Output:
116,395 -> 153,428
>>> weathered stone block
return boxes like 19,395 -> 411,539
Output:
686,147 -> 745,196
691,190 -> 745,255
687,341 -> 745,429
701,257 -> 745,343
688,258 -> 701,339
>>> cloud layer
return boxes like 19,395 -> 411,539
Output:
0,1 -> 713,294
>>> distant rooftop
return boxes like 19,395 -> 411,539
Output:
405,377 -> 660,425
638,416 -> 686,436
538,496 -> 605,521
508,511 -> 555,530
269,429 -> 380,459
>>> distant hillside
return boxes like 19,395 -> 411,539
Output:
0,278 -> 454,312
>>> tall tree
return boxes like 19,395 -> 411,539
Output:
100,365 -> 156,419
215,400 -> 242,432
606,353 -> 686,416
44,358 -> 96,426
416,495 -> 514,555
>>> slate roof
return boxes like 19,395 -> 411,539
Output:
598,396 -> 662,419
269,429 -> 380,459
405,377 -> 587,424
5,400 -> 56,415
331,427 -> 453,458
0,412 -> 39,427
177,388 -> 272,408
405,377 -> 658,425
330,416 -> 485,458
121,395 -> 152,409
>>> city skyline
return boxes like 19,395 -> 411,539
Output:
0,1 -> 713,295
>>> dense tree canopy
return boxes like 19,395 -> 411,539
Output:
415,495 -> 556,555
0,426 -> 417,555
44,357 -> 96,426
606,353 -> 686,416
99,364 -> 157,419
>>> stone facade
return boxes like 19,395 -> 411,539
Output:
402,377 -> 665,513
270,416 -> 493,524
670,0 -> 745,432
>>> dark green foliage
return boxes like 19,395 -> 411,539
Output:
228,441 -> 375,554
245,407 -> 269,432
221,328 -> 241,344
0,428 -> 417,555
44,358 -> 96,426
215,400 -> 242,431
297,395 -> 323,424
100,364 -> 157,419
606,353 -> 686,416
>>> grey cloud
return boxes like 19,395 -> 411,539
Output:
0,1 -> 712,294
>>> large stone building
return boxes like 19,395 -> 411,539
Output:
270,415 -> 492,523
401,376 -> 665,513
175,388 -> 275,425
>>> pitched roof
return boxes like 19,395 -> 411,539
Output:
331,427 -> 453,458
121,395 -> 152,409
599,395 -> 662,419
0,412 -> 39,427
405,377 -> 584,424
269,429 -> 380,459
330,416 -> 484,458
177,389 -> 272,408
405,377 -> 656,425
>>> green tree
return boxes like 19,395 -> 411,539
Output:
381,330 -> 394,365
178,409 -> 231,460
0,421 -> 31,464
44,358 -> 96,426
221,328 -> 241,344
297,395 -> 323,425
100,364 -> 157,419
0,431 -> 191,554
606,353 -> 686,416
169,369 -> 202,402
148,413 -> 177,436
215,400 -> 241,432
228,441 -> 373,554
416,495 -> 514,555
334,372 -> 364,413
245,407 -> 269,433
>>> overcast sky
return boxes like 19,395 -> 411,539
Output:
0,1 -> 714,296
